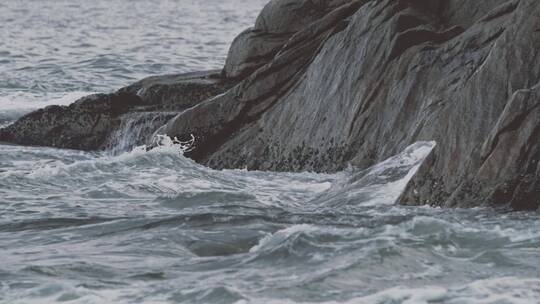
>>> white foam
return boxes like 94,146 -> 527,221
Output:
353,277 -> 540,304
2,281 -> 131,304
104,113 -> 178,154
23,135 -> 193,179
240,277 -> 540,304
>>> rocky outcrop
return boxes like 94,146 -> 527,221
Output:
161,0 -> 370,164
222,0 -> 351,79
1,0 -> 539,210
402,82 -> 540,210
0,71 -> 235,151
160,0 -> 539,210
0,92 -> 144,150
119,71 -> 236,111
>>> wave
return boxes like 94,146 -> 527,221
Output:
308,141 -> 436,210
0,217 -> 119,233
321,277 -> 540,304
2,138 -> 540,304
5,276 -> 538,304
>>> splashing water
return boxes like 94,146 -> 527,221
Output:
104,112 -> 179,154
1,139 -> 540,303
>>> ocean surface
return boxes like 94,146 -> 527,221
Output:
1,1 -> 540,303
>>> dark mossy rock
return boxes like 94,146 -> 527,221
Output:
0,93 -> 142,150
161,0 -> 540,210
0,71 -> 237,150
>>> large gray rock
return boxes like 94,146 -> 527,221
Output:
254,0 -> 345,34
403,82 -> 540,210
223,0 -> 351,79
162,0 -> 540,210
161,0 -> 370,162
223,28 -> 291,79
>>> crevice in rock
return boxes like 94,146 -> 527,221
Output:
516,117 -> 540,170
394,12 -> 427,33
479,0 -> 519,23
347,74 -> 386,136
481,97 -> 540,167
388,25 -> 464,62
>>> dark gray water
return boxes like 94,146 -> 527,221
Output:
1,1 -> 540,303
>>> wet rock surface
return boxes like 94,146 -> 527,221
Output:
119,70 -> 237,111
163,0 -> 539,210
0,92 -> 144,150
2,0 -> 539,210
0,71 -> 235,150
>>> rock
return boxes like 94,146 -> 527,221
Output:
0,92 -> 143,150
161,0 -> 540,210
223,28 -> 291,79
0,71 -> 236,151
119,70 -> 236,111
222,0 -> 354,79
399,0 -> 540,210
388,25 -> 464,61
254,0 -> 338,34
444,83 -> 540,210
160,0 -> 371,165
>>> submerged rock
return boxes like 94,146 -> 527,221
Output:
1,0 -> 539,210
